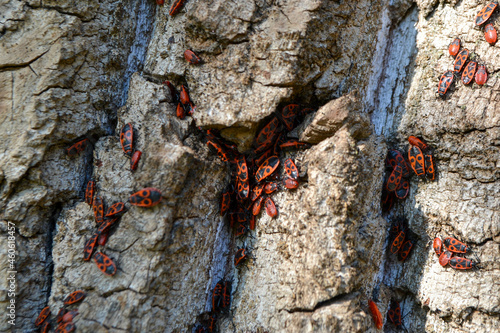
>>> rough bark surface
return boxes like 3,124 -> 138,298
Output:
0,0 -> 499,332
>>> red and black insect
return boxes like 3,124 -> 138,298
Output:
235,222 -> 251,238
284,158 -> 299,180
283,178 -> 299,189
222,280 -> 232,309
236,178 -> 250,200
180,85 -> 191,106
120,123 -> 134,157
130,150 -> 142,171
184,49 -> 201,64
398,238 -> 415,262
35,306 -> 51,326
279,139 -> 311,151
163,81 -> 180,104
254,117 -> 281,154
94,251 -> 117,276
368,299 -> 383,329
265,197 -> 278,218
381,188 -> 395,213
454,49 -> 469,73
176,103 -> 186,119
41,321 -> 50,333
437,71 -> 454,96
207,314 -> 217,333
475,64 -> 488,85
251,183 -> 265,201
448,38 -> 461,57
252,196 -> 265,216
83,233 -> 98,261
424,153 -> 435,181
279,104 -> 300,131
97,217 -> 118,235
387,149 -> 410,177
169,0 -> 186,16
408,136 -> 428,151
156,0 -> 164,5
92,196 -> 104,224
235,248 -> 248,266
439,250 -> 452,267
64,290 -> 86,305
443,237 -> 469,253
255,156 -> 280,182
249,214 -> 256,230
220,188 -> 232,216
105,202 -> 125,217
449,257 -> 478,270
62,310 -> 79,323
66,138 -> 89,157
475,2 -> 498,26
386,165 -> 403,192
236,156 -> 249,182
98,231 -> 109,247
212,279 -> 224,312
484,23 -> 497,44
395,178 -> 409,199
462,61 -> 477,85
433,237 -> 443,257
129,187 -> 162,207
391,230 -> 406,254
56,308 -> 67,323
85,180 -> 95,205
55,322 -> 75,333
408,146 -> 425,177
264,181 -> 278,194
207,140 -> 230,163
387,299 -> 403,329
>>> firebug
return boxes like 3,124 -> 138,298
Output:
265,197 -> 278,218
280,139 -> 311,151
279,104 -> 300,131
283,178 -> 299,189
449,257 -> 478,270
35,306 -> 51,326
220,189 -> 232,216
62,310 -> 79,323
120,123 -> 134,157
408,136 -> 428,151
236,178 -> 250,200
454,49 -> 469,72
443,237 -> 469,253
264,181 -> 278,194
433,237 -> 443,257
236,156 -> 249,182
252,196 -> 265,216
284,158 -> 299,180
462,61 -> 477,85
395,179 -> 409,199
439,250 -> 452,266
85,180 -> 95,205
391,230 -> 406,254
448,38 -> 461,57
41,321 -> 50,333
437,71 -> 454,96
255,156 -> 280,182
235,248 -> 248,266
386,165 -> 403,192
424,153 -> 435,181
105,202 -> 125,217
475,64 -> 488,85
408,146 -> 425,176
484,23 -> 497,44
64,290 -> 86,305
176,103 -> 185,119
254,117 -> 281,154
163,81 -> 180,104
475,2 -> 498,26
130,150 -> 142,171
368,299 -> 383,329
398,238 -> 414,262
94,251 -> 117,276
184,49 -> 202,64
98,231 -> 109,247
83,233 -> 98,261
66,138 -> 89,157
92,196 -> 104,224
55,322 -> 75,333
387,299 -> 403,328
212,279 -> 224,312
169,0 -> 186,16
129,187 -> 162,207
251,183 -> 265,201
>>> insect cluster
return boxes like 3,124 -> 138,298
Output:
437,2 -> 498,95
433,236 -> 479,270
191,103 -> 313,332
382,136 -> 435,212
46,120 -> 164,331
35,291 -> 85,333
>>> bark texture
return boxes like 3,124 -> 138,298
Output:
0,0 -> 499,332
